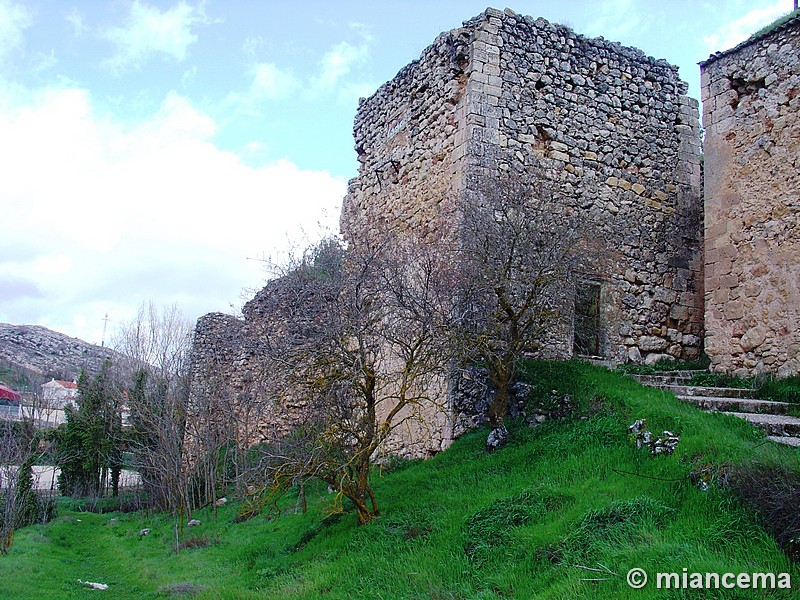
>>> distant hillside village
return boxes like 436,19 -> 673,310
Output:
0,378 -> 79,427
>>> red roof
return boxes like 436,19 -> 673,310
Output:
0,384 -> 21,402
55,380 -> 78,389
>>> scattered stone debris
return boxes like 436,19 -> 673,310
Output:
214,497 -> 227,507
139,528 -> 151,536
187,519 -> 201,527
486,426 -> 509,451
78,580 -> 108,590
628,419 -> 680,455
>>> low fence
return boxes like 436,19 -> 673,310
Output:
0,404 -> 67,428
0,404 -> 20,421
0,466 -> 141,492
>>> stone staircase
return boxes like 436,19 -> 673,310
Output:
631,371 -> 800,448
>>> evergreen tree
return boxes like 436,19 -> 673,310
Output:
54,361 -> 123,498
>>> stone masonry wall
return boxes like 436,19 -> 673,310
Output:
340,27 -> 471,246
189,285 -> 452,460
465,9 -> 704,363
191,8 -> 706,460
343,8 -> 704,365
187,310 -> 303,456
701,16 -> 800,377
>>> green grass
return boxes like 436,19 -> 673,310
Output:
687,371 -> 755,390
2,360 -> 799,599
748,8 -> 800,45
616,356 -> 710,375
758,375 -> 800,405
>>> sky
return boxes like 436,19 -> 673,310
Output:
0,0 -> 794,345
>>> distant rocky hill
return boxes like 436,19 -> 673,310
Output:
0,323 -> 120,389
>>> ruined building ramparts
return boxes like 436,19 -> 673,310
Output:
701,13 -> 800,378
342,7 -> 704,364
189,8 -> 707,458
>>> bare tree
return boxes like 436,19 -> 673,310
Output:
250,236 -> 453,525
113,302 -> 193,515
1,416 -> 54,554
454,171 -> 588,449
0,420 -> 29,554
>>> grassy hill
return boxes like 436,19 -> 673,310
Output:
2,361 -> 799,598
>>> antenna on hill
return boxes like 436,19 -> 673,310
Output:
101,313 -> 110,347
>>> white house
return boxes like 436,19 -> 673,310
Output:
20,379 -> 80,427
41,379 -> 79,409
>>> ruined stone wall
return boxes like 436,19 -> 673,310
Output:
189,285 -> 452,460
340,27 -> 471,245
343,8 -> 704,365
701,16 -> 800,377
187,309 -> 305,456
468,9 -> 703,363
190,8 -> 706,460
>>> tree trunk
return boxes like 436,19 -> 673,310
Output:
354,498 -> 375,525
488,353 -> 514,429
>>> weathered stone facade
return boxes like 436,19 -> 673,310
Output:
343,8 -> 704,365
188,290 -> 314,452
190,8 -> 706,458
701,14 -> 800,377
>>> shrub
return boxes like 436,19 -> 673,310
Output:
728,464 -> 800,561
560,496 -> 674,560
178,535 -> 218,550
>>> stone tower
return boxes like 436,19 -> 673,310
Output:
189,8 -> 707,459
342,8 -> 704,365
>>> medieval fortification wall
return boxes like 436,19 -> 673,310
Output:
190,8 -> 706,457
701,15 -> 800,378
342,8 -> 704,365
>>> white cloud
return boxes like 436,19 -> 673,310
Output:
251,62 -> 300,100
313,40 -> 370,91
0,85 -> 344,343
66,7 -> 86,38
223,22 -> 374,113
309,23 -> 374,96
0,0 -> 32,65
704,1 -> 789,53
102,0 -> 210,72
220,62 -> 300,117
583,0 -> 644,41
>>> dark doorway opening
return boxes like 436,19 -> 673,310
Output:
573,281 -> 602,357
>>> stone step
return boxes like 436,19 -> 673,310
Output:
767,436 -> 800,448
665,385 -> 757,399
631,372 -> 705,386
642,370 -> 708,377
678,395 -> 792,414
724,412 -> 800,437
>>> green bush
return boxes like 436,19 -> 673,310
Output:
560,496 -> 674,560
